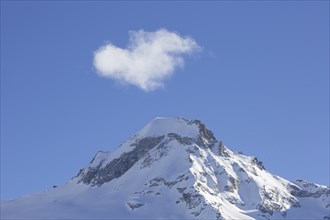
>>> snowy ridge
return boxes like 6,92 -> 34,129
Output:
1,117 -> 329,219
137,117 -> 200,138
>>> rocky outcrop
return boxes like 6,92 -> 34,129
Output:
188,119 -> 217,148
291,187 -> 330,198
126,201 -> 144,210
167,133 -> 194,145
251,157 -> 265,170
225,176 -> 240,192
78,136 -> 165,186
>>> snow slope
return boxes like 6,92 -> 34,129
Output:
1,117 -> 329,219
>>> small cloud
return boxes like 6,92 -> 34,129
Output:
93,29 -> 200,91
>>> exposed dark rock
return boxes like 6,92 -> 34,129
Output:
79,166 -> 99,184
218,141 -> 229,157
176,187 -> 187,193
257,203 -> 274,216
126,201 -> 144,210
141,140 -> 172,168
78,136 -> 165,186
141,153 -> 154,168
252,157 -> 265,170
191,210 -> 201,217
225,176 -> 240,192
262,188 -> 278,201
291,188 -> 330,198
75,168 -> 84,178
148,175 -> 187,189
216,212 -> 223,220
168,133 -> 194,145
181,192 -> 202,209
227,196 -> 239,204
188,120 -> 217,149
288,182 -> 330,199
287,183 -> 301,193
290,199 -> 301,208
89,151 -> 105,164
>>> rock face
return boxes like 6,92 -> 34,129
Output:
78,136 -> 166,186
1,117 -> 329,220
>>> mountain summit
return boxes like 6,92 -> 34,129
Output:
1,117 -> 329,219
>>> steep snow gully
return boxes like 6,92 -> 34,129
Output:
1,117 -> 329,219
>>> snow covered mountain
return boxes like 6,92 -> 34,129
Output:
1,117 -> 329,219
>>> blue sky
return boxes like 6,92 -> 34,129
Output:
1,1 -> 329,200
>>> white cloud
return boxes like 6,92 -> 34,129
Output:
93,29 -> 200,91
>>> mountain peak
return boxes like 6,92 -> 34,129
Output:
138,117 -> 201,138
74,117 -> 218,187
138,117 -> 217,146
2,117 -> 329,220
